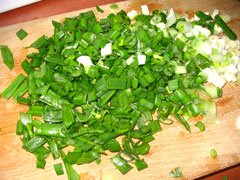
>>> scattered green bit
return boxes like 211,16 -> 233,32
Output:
135,159 -> 148,171
210,148 -> 218,159
215,15 -> 237,40
36,159 -> 46,169
96,6 -> 104,13
169,167 -> 183,178
16,28 -> 28,40
0,45 -> 14,70
194,121 -> 205,132
1,73 -> 26,99
111,154 -> 133,174
54,163 -> 64,175
110,4 -> 118,9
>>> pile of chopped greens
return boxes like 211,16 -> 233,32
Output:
1,5 -> 239,179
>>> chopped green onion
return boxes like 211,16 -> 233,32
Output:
96,6 -> 104,13
1,74 -> 26,99
135,159 -> 148,171
12,81 -> 28,100
16,120 -> 24,135
36,159 -> 46,169
194,121 -> 205,132
0,45 -> 14,70
111,154 -> 133,174
16,28 -> 28,40
169,167 -> 183,178
24,136 -> 46,152
210,148 -> 217,159
54,163 -> 64,175
31,35 -> 49,49
110,4 -> 118,9
107,78 -> 127,90
62,105 -> 75,128
215,15 -> 237,40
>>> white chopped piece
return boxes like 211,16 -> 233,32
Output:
195,41 -> 212,55
176,21 -> 192,33
192,25 -> 211,38
216,39 -> 226,49
127,10 -> 138,20
192,25 -> 202,36
211,9 -> 219,18
199,27 -> 211,38
203,68 -> 226,88
223,72 -> 237,82
214,24 -> 223,34
145,48 -> 152,54
156,22 -> 166,30
126,55 -> 135,65
77,56 -> 94,67
183,46 -> 188,52
141,5 -> 149,15
185,32 -> 194,38
101,43 -> 112,56
166,8 -> 176,27
192,14 -> 200,21
175,66 -> 187,74
226,64 -> 238,74
229,40 -> 238,49
169,29 -> 178,38
163,29 -> 170,37
175,33 -> 187,42
137,54 -> 146,65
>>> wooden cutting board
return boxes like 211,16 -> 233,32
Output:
0,0 -> 240,179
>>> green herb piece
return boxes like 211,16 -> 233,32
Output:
36,159 -> 46,169
110,4 -> 118,9
35,124 -> 66,138
60,151 -> 79,180
62,105 -> 75,128
54,163 -> 64,175
107,78 -> 127,90
16,120 -> 24,135
31,35 -> 48,49
135,159 -> 148,171
24,136 -> 46,153
111,154 -> 133,174
96,6 -> 104,13
0,45 -> 14,70
169,167 -> 183,178
12,81 -> 28,100
134,143 -> 150,155
1,73 -> 25,99
210,148 -> 218,159
215,15 -> 237,40
174,114 -> 191,133
194,121 -> 205,132
16,28 -> 28,40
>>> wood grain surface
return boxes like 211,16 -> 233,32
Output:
0,0 -> 240,179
